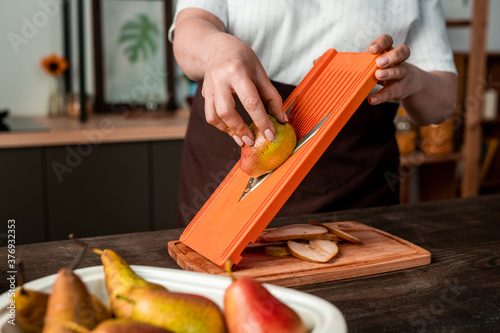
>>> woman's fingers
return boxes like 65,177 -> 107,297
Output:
207,83 -> 256,146
200,35 -> 285,146
366,35 -> 412,105
204,93 -> 229,133
376,44 -> 410,69
231,77 -> 276,143
203,74 -> 279,147
254,71 -> 286,123
369,78 -> 408,105
203,82 -> 249,146
368,34 -> 393,54
375,63 -> 408,81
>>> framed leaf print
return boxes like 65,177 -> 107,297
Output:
92,0 -> 175,113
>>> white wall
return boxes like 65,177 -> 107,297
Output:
0,0 -> 93,116
442,0 -> 500,51
1,0 -> 499,116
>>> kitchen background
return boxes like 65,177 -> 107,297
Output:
1,0 -> 500,115
1,0 -> 499,245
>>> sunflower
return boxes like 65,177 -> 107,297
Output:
41,53 -> 68,76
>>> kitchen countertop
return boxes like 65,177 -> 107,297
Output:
1,194 -> 499,332
0,109 -> 190,149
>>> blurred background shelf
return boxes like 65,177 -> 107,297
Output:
400,1 -> 500,204
400,152 -> 462,167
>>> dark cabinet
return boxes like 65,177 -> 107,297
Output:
152,141 -> 184,230
0,148 -> 46,245
45,142 -> 150,240
0,140 -> 183,245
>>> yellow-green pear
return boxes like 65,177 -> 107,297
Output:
240,115 -> 296,178
130,289 -> 226,333
89,294 -> 112,324
10,288 -> 110,333
94,249 -> 166,318
11,287 -> 48,333
91,319 -> 174,333
42,268 -> 100,333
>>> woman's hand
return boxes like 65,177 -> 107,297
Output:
366,34 -> 457,125
201,33 -> 286,147
366,34 -> 418,105
173,8 -> 286,147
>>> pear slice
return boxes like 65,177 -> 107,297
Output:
307,233 -> 342,242
262,245 -> 291,257
261,224 -> 328,242
287,240 -> 339,263
308,221 -> 362,244
246,241 -> 286,249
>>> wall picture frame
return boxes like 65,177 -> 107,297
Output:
92,0 -> 175,113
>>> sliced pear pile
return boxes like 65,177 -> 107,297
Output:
250,222 -> 362,263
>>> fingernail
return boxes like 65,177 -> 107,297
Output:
264,129 -> 275,142
377,69 -> 388,79
232,135 -> 244,147
370,44 -> 381,53
369,96 -> 378,104
283,112 -> 289,122
242,135 -> 254,146
376,56 -> 389,67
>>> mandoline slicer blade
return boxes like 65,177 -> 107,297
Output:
177,49 -> 379,268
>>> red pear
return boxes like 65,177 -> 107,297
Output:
224,276 -> 307,333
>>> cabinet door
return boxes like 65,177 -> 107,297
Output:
45,142 -> 150,240
152,140 -> 183,230
0,148 -> 46,245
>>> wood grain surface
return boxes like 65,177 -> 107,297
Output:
1,194 -> 499,332
0,109 -> 189,149
168,221 -> 431,287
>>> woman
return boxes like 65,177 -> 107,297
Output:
169,1 -> 457,226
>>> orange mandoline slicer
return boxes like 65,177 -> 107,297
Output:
173,49 -> 380,268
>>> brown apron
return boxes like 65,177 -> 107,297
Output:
176,81 -> 399,227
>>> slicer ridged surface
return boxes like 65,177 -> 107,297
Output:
179,49 -> 379,268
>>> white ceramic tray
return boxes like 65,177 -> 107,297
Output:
0,266 -> 346,333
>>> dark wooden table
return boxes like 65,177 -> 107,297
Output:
2,194 -> 500,332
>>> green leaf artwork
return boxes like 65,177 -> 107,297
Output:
118,13 -> 160,63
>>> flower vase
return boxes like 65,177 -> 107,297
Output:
48,76 -> 65,117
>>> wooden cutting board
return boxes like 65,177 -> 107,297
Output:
167,221 -> 431,287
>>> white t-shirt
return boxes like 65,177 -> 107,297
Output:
169,0 -> 457,86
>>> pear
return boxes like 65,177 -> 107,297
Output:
130,289 -> 226,333
89,294 -> 112,324
262,245 -> 291,257
308,221 -> 362,244
11,287 -> 48,333
11,288 -> 110,333
224,276 -> 307,333
287,239 -> 339,263
45,319 -> 174,333
94,249 -> 166,318
245,240 -> 286,249
308,233 -> 343,242
91,319 -> 174,333
10,288 -> 110,333
42,268 -> 100,333
261,224 -> 328,242
240,115 -> 297,178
